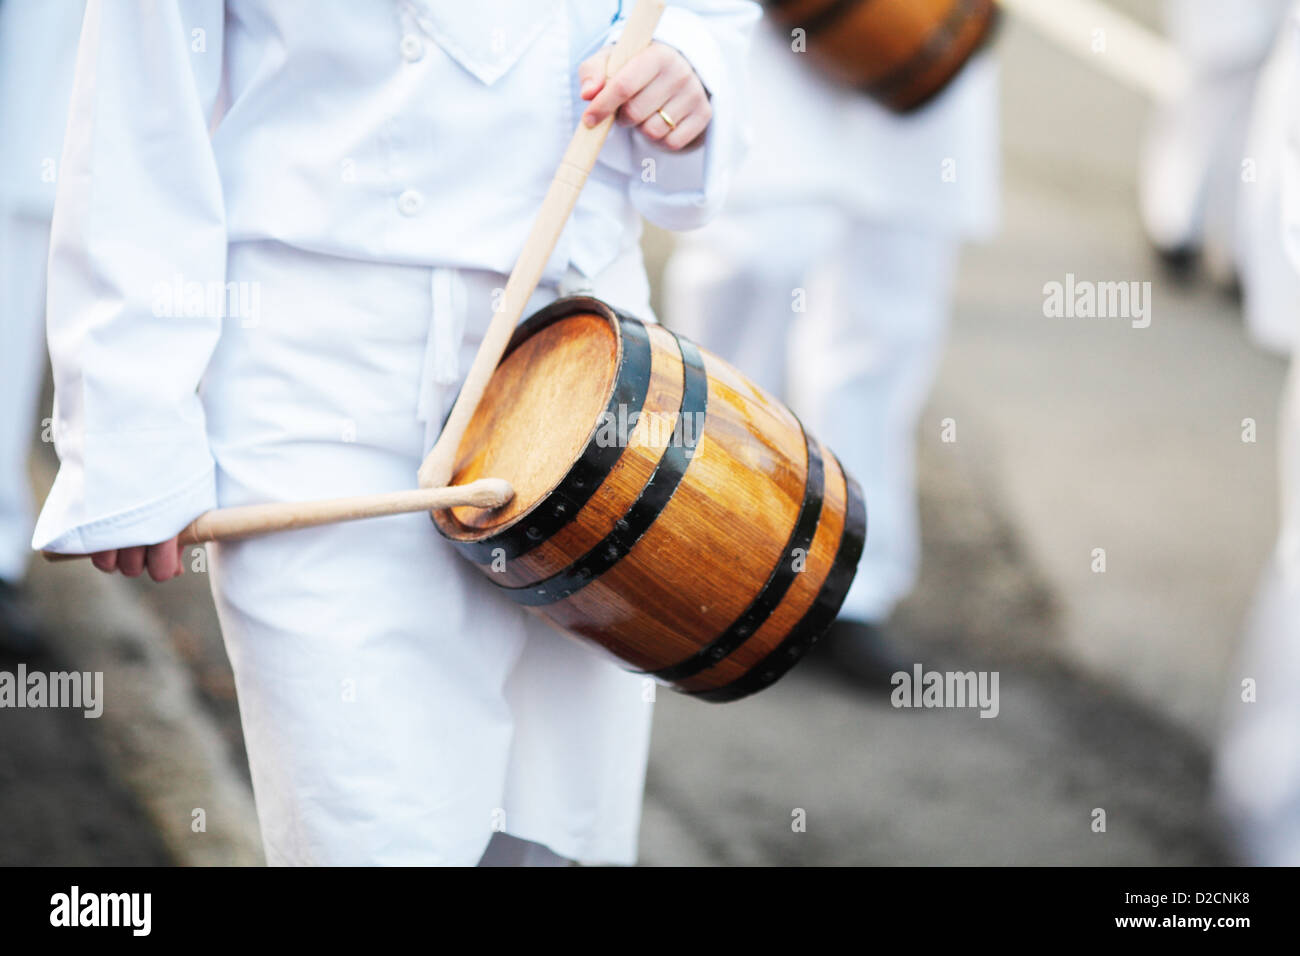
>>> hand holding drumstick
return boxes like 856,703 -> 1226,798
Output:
579,41 -> 712,151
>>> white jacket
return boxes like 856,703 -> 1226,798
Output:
0,0 -> 85,219
33,0 -> 758,554
725,20 -> 999,237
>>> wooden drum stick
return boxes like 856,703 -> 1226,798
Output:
41,478 -> 514,562
416,0 -> 667,491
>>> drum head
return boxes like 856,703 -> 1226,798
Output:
439,304 -> 620,538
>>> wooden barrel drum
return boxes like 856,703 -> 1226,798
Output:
433,297 -> 866,702
764,0 -> 1000,112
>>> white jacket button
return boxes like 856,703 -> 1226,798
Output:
397,189 -> 424,216
400,34 -> 424,62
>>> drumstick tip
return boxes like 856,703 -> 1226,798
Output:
464,477 -> 515,508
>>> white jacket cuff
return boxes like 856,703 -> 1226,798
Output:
32,457 -> 216,555
616,5 -> 753,230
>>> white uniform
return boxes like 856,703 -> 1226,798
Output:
664,24 -> 998,624
34,0 -> 758,865
1215,3 -> 1300,866
1238,3 -> 1300,355
1138,0 -> 1292,274
0,1 -> 83,584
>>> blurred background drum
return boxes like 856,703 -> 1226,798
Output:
762,0 -> 1000,111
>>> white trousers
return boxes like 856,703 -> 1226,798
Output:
664,206 -> 958,624
203,241 -> 654,866
0,212 -> 50,583
1138,0 -> 1292,263
1237,5 -> 1300,355
1215,365 -> 1300,865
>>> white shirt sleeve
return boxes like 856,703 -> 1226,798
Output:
33,0 -> 227,554
612,0 -> 760,231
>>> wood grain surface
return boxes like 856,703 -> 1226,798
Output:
435,299 -> 863,699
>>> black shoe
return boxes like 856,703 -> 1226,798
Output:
1152,243 -> 1199,283
0,578 -> 46,655
813,618 -> 911,696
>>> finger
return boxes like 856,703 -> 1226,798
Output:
90,550 -> 118,573
577,49 -> 609,101
639,87 -> 709,147
146,537 -> 182,582
583,46 -> 664,127
117,545 -> 147,578
662,97 -> 712,151
616,66 -> 690,128
636,87 -> 696,142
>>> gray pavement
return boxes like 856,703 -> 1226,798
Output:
0,641 -> 171,866
946,10 -> 1287,742
638,421 -> 1226,865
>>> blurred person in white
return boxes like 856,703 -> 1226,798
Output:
1138,0 -> 1292,283
32,0 -> 758,866
1215,1 -> 1300,866
663,22 -> 998,688
0,1 -> 84,653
